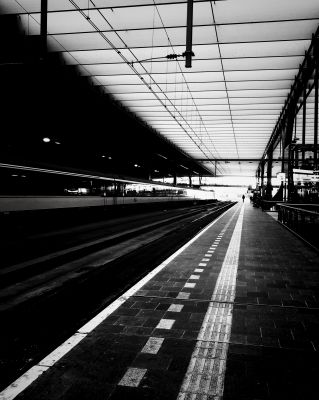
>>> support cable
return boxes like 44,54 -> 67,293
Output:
151,0 -> 224,173
69,0 -> 224,173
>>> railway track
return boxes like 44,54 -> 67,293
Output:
0,201 -> 235,391
0,202 -> 227,287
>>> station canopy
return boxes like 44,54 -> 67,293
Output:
2,0 -> 319,177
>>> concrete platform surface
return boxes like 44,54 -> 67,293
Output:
1,202 -> 319,400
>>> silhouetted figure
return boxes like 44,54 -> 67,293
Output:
242,194 -> 245,202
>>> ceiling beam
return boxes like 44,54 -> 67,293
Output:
259,24 -> 319,170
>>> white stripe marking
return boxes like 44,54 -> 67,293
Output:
194,269 -> 204,273
177,205 -> 244,399
198,263 -> 207,267
176,292 -> 190,299
39,333 -> 86,367
189,275 -> 200,280
0,205 -> 235,400
156,319 -> 175,329
118,368 -> 147,387
184,282 -> 196,288
168,304 -> 184,312
202,258 -> 210,262
141,337 -> 164,354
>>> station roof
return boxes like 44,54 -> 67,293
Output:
1,0 -> 319,177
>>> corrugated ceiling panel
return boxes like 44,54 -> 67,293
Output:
2,0 -> 317,176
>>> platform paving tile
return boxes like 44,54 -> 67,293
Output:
223,204 -> 319,399
223,343 -> 319,400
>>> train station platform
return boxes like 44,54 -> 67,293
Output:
2,201 -> 319,400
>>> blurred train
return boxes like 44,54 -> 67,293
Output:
0,164 -> 215,213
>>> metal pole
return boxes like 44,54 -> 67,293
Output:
287,146 -> 294,202
266,151 -> 273,199
302,85 -> 306,164
40,0 -> 48,60
314,46 -> 318,170
261,161 -> 265,198
295,148 -> 299,169
281,132 -> 286,201
185,0 -> 194,68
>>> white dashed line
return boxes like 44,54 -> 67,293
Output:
141,337 -> 164,354
177,205 -> 244,400
184,282 -> 196,288
201,258 -> 210,262
189,275 -> 200,280
194,269 -> 204,273
176,292 -> 190,299
118,368 -> 147,387
198,263 -> 207,267
168,304 -> 184,312
156,319 -> 175,329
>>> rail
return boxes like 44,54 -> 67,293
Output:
0,202 -> 234,288
277,204 -> 319,251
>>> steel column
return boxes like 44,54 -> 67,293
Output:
266,150 -> 273,199
302,85 -> 306,163
287,145 -> 294,202
185,0 -> 194,68
260,161 -> 265,198
314,43 -> 318,170
281,132 -> 285,173
40,0 -> 48,60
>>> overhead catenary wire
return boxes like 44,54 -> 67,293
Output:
151,0 -> 225,173
13,0 -> 98,81
69,54 -> 307,66
67,0 -> 224,173
50,37 -> 312,53
45,17 -> 319,36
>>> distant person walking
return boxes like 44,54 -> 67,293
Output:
242,194 -> 245,202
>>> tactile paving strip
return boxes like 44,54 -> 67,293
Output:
177,206 -> 244,399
